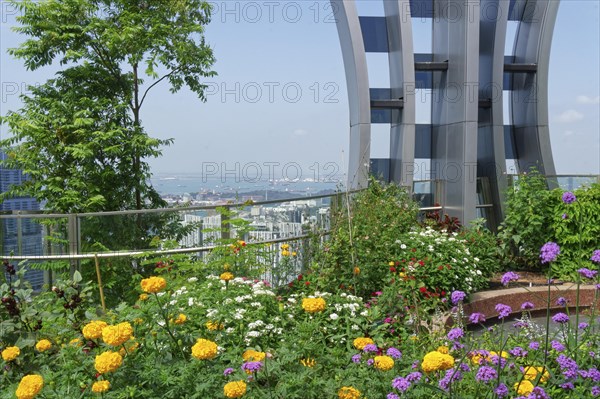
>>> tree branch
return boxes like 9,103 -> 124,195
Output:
138,68 -> 181,109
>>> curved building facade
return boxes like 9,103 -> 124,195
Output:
332,0 -> 559,226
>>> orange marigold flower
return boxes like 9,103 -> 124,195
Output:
94,351 -> 123,374
35,340 -> 52,352
374,355 -> 394,371
191,338 -> 218,360
15,374 -> 44,399
353,337 -> 374,350
242,349 -> 266,362
140,276 -> 166,293
2,346 -> 20,361
338,386 -> 361,399
102,322 -> 133,346
224,380 -> 247,398
302,297 -> 326,313
82,320 -> 108,340
91,380 -> 110,393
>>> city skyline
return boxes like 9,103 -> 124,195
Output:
1,0 -> 598,178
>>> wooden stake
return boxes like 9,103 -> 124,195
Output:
94,254 -> 106,312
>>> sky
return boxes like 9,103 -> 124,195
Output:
1,0 -> 599,181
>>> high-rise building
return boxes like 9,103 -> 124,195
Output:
0,151 -> 44,290
333,0 -> 559,227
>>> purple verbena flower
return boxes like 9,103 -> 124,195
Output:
386,347 -> 402,359
242,361 -> 263,372
495,304 -> 512,319
560,382 -> 575,390
540,242 -> 560,263
406,371 -> 422,382
451,290 -> 466,305
387,393 -> 401,399
363,343 -> 378,353
521,301 -> 535,310
562,191 -> 576,204
351,354 -> 361,364
562,213 -> 568,219
551,340 -> 566,352
591,250 -> 600,264
579,322 -> 589,330
367,358 -> 374,366
224,367 -> 235,376
501,271 -> 520,286
578,268 -> 598,279
494,383 -> 509,398
447,327 -> 464,341
552,312 -> 570,324
392,377 -> 411,392
529,386 -> 550,399
469,312 -> 486,324
475,366 -> 497,382
438,369 -> 462,391
509,347 -> 528,357
529,341 -> 540,350
591,386 -> 600,397
556,297 -> 568,306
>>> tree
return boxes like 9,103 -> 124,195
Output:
0,0 -> 216,213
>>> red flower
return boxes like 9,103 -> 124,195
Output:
297,274 -> 303,281
389,267 -> 396,273
418,260 -> 424,266
438,265 -> 444,271
419,287 -> 427,294
305,281 -> 310,286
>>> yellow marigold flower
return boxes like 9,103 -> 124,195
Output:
514,380 -> 534,396
353,337 -> 374,350
174,314 -> 187,325
82,320 -> 108,340
134,318 -> 144,325
35,340 -> 52,352
220,272 -> 234,281
437,346 -> 449,354
15,374 -> 44,399
2,346 -> 20,361
95,351 -> 123,374
399,272 -> 407,278
242,349 -> 266,362
69,338 -> 82,347
102,322 -> 133,346
224,380 -> 247,398
302,297 -> 326,313
206,321 -> 224,331
389,261 -> 395,267
191,338 -> 218,360
140,276 -> 167,293
523,366 -> 550,383
118,338 -> 139,356
281,244 -> 290,250
353,266 -> 361,276
281,250 -> 290,256
421,351 -> 455,373
338,386 -> 361,399
138,293 -> 148,301
223,263 -> 231,271
91,380 -> 110,393
374,355 -> 394,371
291,251 -> 297,256
300,358 -> 316,367
489,351 -> 509,359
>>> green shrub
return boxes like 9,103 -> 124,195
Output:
314,179 -> 420,297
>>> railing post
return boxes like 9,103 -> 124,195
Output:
16,211 -> 23,256
221,206 -> 230,240
67,214 -> 80,276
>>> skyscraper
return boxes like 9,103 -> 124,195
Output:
0,150 -> 44,290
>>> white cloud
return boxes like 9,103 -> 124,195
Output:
556,109 -> 584,123
292,129 -> 308,136
576,95 -> 600,105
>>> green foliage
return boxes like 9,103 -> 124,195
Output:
0,0 -> 216,213
497,170 -> 557,270
549,183 -> 600,279
316,179 -> 420,297
458,218 -> 502,278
